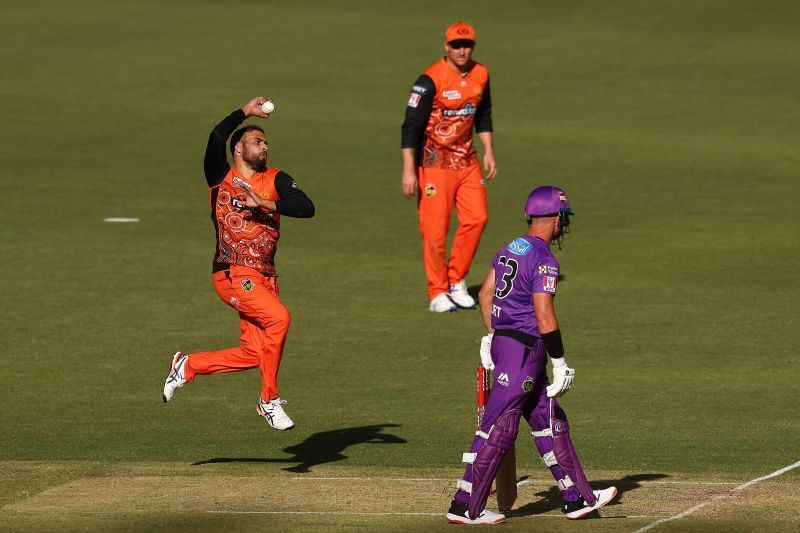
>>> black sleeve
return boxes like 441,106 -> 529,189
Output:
474,78 -> 493,133
274,171 -> 315,218
400,75 -> 435,153
203,109 -> 246,187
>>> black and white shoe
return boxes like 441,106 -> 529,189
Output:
445,500 -> 505,524
162,351 -> 188,402
563,487 -> 618,519
256,398 -> 295,430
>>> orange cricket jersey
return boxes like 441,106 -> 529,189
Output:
210,167 -> 282,276
421,59 -> 489,169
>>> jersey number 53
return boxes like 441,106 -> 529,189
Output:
494,256 -> 518,299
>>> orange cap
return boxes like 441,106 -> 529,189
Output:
445,22 -> 476,43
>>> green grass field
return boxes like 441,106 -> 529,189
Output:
1,0 -> 799,531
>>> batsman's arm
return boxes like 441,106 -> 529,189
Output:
533,293 -> 559,337
478,267 -> 496,333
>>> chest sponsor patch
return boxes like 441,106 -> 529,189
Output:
442,89 -> 462,100
543,276 -> 557,293
507,238 -> 532,256
407,92 -> 421,108
442,103 -> 477,117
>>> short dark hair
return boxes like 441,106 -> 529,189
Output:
229,125 -> 265,156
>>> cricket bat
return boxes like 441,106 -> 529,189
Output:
476,367 -> 520,512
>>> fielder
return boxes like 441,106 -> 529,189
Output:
446,186 -> 617,524
401,22 -> 496,313
162,97 -> 315,431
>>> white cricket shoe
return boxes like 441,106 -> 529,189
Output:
563,486 -> 618,519
449,280 -> 476,308
162,351 -> 188,402
446,500 -> 505,524
429,292 -> 457,313
257,398 -> 295,431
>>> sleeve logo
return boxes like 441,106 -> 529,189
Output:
543,276 -> 557,293
411,85 -> 428,94
407,92 -> 421,108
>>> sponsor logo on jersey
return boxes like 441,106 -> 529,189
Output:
407,92 -> 421,108
443,103 -> 477,117
229,296 -> 240,309
496,372 -> 510,387
507,237 -> 532,256
425,184 -> 436,197
543,276 -> 557,293
442,89 -> 462,100
411,85 -> 428,94
539,264 -> 559,275
522,376 -> 535,392
491,304 -> 502,317
241,279 -> 254,292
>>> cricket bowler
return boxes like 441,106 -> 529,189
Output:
161,97 -> 315,431
446,186 -> 617,524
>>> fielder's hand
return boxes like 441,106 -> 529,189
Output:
546,357 -> 574,397
479,334 -> 494,371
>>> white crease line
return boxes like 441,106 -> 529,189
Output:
291,477 -> 737,485
517,480 -> 738,487
104,217 -> 140,223
208,511 -> 441,516
207,510 -> 663,519
633,459 -> 800,533
290,477 -> 453,482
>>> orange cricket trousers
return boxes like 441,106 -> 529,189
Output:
183,265 -> 290,402
417,163 -> 488,300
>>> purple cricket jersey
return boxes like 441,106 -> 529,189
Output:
490,234 -> 559,337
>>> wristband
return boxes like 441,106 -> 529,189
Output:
541,329 -> 564,359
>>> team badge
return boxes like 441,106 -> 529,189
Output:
425,184 -> 436,197
522,376 -> 534,392
241,279 -> 254,292
474,86 -> 483,95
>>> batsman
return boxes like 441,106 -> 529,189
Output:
446,186 -> 617,524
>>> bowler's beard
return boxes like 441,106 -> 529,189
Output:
244,149 -> 268,171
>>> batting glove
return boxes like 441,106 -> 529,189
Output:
479,334 -> 494,371
546,357 -> 575,397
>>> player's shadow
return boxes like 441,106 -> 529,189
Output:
508,472 -> 668,519
192,423 -> 406,473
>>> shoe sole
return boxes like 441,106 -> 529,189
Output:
162,351 -> 183,403
445,512 -> 505,524
256,405 -> 295,431
566,487 -> 619,520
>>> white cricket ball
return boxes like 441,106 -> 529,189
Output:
261,100 -> 275,114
